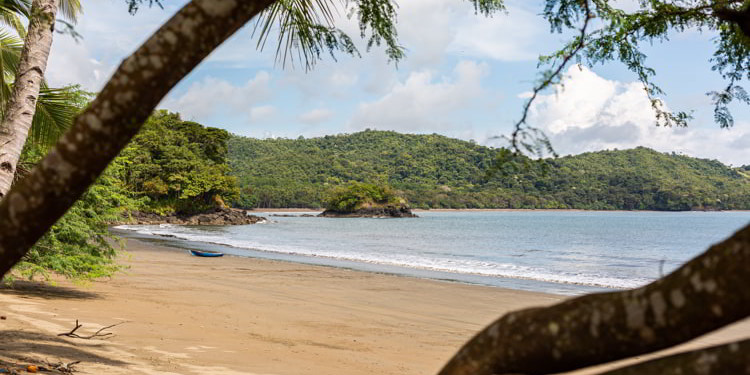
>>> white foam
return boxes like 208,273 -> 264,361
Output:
115,225 -> 652,289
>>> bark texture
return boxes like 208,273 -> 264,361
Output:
0,0 -> 57,198
439,223 -> 750,375
595,339 -> 750,375
0,0 -> 276,277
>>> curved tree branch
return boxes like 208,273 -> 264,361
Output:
438,223 -> 750,375
595,338 -> 750,375
0,0 -> 277,277
507,0 -> 592,157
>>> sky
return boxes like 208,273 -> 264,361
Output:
43,0 -> 750,165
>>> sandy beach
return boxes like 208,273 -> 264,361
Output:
1,238 -> 748,375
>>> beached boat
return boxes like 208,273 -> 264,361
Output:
189,250 -> 224,257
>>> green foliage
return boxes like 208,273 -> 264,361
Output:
115,110 -> 239,215
509,1 -> 750,157
251,0 -> 506,69
11,109 -> 238,280
324,181 -> 404,211
11,144 -> 136,281
229,130 -> 750,211
0,29 -> 85,151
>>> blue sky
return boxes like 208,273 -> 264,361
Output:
45,0 -> 750,165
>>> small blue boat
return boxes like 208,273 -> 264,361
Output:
189,250 -> 224,257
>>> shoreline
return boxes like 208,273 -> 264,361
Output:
248,208 -> 750,213
112,228 -> 613,295
1,239 -> 748,374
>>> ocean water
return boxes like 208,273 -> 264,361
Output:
114,211 -> 750,295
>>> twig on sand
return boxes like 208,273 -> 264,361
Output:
45,360 -> 80,374
58,319 -> 124,339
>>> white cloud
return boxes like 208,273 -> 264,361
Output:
250,105 -> 276,122
46,36 -> 108,89
161,71 -> 272,121
448,5 -> 543,61
349,60 -> 489,131
525,65 -> 750,165
299,108 -> 334,124
46,0 -> 185,90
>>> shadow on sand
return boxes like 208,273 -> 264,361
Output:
0,329 -> 129,368
0,280 -> 100,300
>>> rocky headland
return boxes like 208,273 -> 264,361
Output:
122,208 -> 266,225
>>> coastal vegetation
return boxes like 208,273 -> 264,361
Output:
0,0 -> 748,374
320,181 -> 415,217
115,110 -> 239,215
324,181 -> 403,212
229,130 -> 750,211
12,109 -> 241,279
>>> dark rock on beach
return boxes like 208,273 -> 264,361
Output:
122,208 -> 266,225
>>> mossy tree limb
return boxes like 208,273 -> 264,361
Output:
0,0 -> 276,277
595,338 -> 750,375
439,224 -> 750,375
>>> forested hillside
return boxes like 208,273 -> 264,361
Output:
228,130 -> 750,210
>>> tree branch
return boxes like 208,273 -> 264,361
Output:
508,0 -> 592,157
595,338 -> 750,375
714,5 -> 750,38
0,0 -> 277,277
438,223 -> 750,375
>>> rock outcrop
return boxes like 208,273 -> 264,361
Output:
318,206 -> 417,218
122,208 -> 266,225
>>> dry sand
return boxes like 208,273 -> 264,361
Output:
0,239 -> 747,375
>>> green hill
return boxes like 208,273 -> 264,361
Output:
228,130 -> 750,210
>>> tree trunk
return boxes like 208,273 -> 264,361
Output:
438,223 -> 750,375
0,0 -> 58,198
0,0 -> 277,276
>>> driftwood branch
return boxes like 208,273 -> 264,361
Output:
45,360 -> 80,374
58,319 -> 124,339
595,338 -> 750,375
438,223 -> 750,375
0,0 -> 277,278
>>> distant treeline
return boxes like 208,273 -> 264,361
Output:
227,130 -> 750,211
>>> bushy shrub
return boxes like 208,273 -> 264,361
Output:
324,181 -> 406,211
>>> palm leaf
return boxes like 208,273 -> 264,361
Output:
0,29 -> 21,119
56,0 -> 81,24
0,0 -> 29,18
0,0 -> 28,36
29,85 -> 77,150
0,28 -> 77,150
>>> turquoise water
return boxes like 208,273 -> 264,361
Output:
115,211 -> 750,295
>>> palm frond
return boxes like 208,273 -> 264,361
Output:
0,29 -> 22,119
30,85 -> 77,150
252,0 -> 407,69
0,0 -> 29,18
253,0 -> 343,69
57,0 -> 81,24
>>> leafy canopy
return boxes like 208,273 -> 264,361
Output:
13,143 -> 135,281
14,90 -> 138,282
116,110 -> 239,215
510,0 -> 750,157
324,180 -> 405,211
